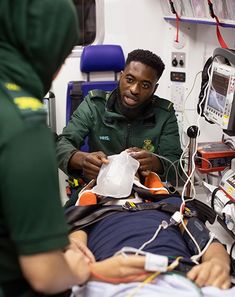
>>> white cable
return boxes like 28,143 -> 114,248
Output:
151,152 -> 179,187
182,70 -> 203,129
181,132 -> 198,201
178,148 -> 201,257
198,64 -> 213,123
195,155 -> 213,169
180,65 -> 213,201
178,150 -> 200,256
179,140 -> 197,202
176,64 -> 214,260
224,138 -> 235,149
165,159 -> 183,187
114,246 -> 147,257
179,211 -> 202,258
191,232 -> 215,263
135,221 -> 169,255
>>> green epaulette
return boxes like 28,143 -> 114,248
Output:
87,89 -> 109,101
153,96 -> 174,111
1,82 -> 47,123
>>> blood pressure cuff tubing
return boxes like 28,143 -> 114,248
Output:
182,217 -> 212,255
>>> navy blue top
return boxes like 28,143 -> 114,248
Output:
86,197 -> 193,261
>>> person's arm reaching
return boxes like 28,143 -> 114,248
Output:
187,242 -> 231,289
56,97 -> 97,176
69,230 -> 95,263
69,230 -> 148,283
20,249 -> 90,294
5,128 -> 91,295
90,255 -> 147,283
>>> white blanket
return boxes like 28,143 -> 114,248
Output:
72,273 -> 235,297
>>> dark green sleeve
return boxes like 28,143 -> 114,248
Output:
56,96 -> 94,175
1,125 -> 69,255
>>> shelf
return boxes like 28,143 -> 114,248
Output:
164,16 -> 235,28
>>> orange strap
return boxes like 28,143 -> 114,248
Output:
169,0 -> 181,43
207,0 -> 228,49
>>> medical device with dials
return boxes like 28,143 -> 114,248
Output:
196,141 -> 235,173
203,48 -> 235,136
203,61 -> 235,134
196,49 -> 235,238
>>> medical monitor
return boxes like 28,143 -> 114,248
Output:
203,61 -> 235,135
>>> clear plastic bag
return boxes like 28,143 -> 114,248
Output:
92,151 -> 139,198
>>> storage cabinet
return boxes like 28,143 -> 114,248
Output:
160,0 -> 235,28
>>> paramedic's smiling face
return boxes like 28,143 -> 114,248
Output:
119,61 -> 159,109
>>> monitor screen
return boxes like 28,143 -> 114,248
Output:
203,60 -> 235,134
207,71 -> 229,113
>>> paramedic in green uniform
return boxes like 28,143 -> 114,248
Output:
56,49 -> 182,185
0,1 -> 149,296
0,0 -> 90,296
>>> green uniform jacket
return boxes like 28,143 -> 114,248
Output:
0,0 -> 78,293
0,83 -> 69,285
56,89 -> 182,182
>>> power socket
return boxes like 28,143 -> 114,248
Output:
171,52 -> 186,68
171,83 -> 185,112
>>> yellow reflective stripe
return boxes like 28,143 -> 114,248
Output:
4,82 -> 21,91
14,97 -> 43,111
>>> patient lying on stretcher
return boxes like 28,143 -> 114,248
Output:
66,185 -> 235,295
64,152 -> 235,296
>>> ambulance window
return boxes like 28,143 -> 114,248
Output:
73,0 -> 103,46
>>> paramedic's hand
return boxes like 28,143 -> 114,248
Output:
69,150 -> 109,180
64,248 -> 91,285
90,255 -> 148,283
187,258 -> 231,289
126,147 -> 163,176
69,238 -> 95,263
82,151 -> 109,180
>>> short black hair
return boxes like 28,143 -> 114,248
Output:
125,49 -> 165,79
